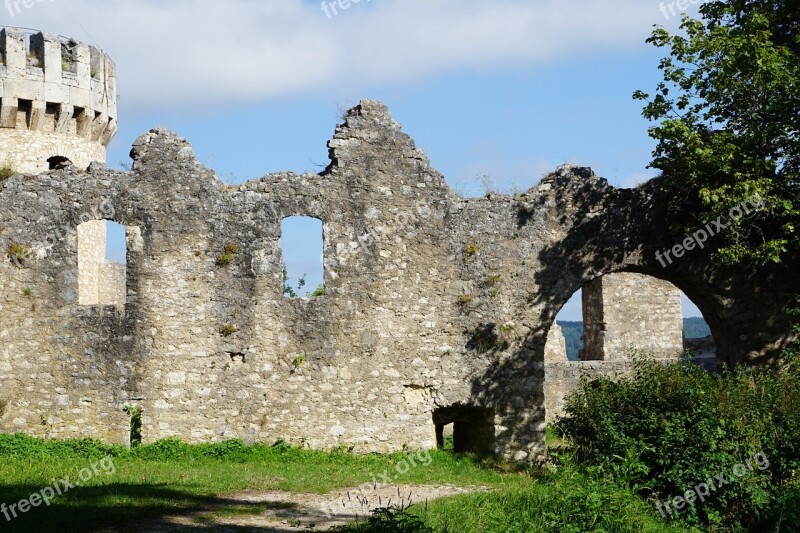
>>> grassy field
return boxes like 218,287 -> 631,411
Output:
409,472 -> 697,533
0,435 -> 512,531
0,434 -> 697,532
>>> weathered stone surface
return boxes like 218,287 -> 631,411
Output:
0,30 -> 796,460
0,99 -> 795,459
582,273 -> 684,361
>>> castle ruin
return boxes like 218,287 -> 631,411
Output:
0,27 -> 796,461
0,27 -> 117,174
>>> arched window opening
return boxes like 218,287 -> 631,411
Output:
545,273 -> 716,422
549,273 -> 716,363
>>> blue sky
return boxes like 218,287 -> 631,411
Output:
8,0 -> 706,318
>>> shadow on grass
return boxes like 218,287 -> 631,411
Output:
0,483 -> 323,532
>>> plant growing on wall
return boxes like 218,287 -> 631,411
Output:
484,274 -> 502,287
463,244 -> 481,262
310,285 -> 326,298
458,294 -> 474,308
0,166 -> 15,180
27,51 -> 41,68
215,243 -> 241,267
7,242 -> 32,267
220,324 -> 238,337
291,354 -> 305,373
124,405 -> 142,447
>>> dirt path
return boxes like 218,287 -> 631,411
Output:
139,484 -> 484,532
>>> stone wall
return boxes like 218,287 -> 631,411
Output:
582,273 -> 684,361
77,220 -> 126,306
0,100 -> 795,460
0,27 -> 116,174
0,102 -> 552,459
544,360 -> 633,423
98,261 -> 125,306
544,323 -> 567,362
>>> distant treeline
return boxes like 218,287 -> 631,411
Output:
557,321 -> 584,362
556,318 -> 711,361
683,317 -> 712,339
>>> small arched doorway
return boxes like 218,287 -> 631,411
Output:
48,156 -> 73,170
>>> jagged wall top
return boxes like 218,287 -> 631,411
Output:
0,27 -> 117,144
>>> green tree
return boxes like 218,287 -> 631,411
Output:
634,0 -> 799,265
282,265 -> 307,299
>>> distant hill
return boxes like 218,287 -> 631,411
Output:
556,318 -> 711,360
683,317 -> 712,339
557,321 -> 584,362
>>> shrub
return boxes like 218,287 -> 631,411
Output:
330,507 -> 434,533
124,405 -> 142,447
556,356 -> 800,530
0,434 -> 123,459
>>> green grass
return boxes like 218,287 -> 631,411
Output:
0,435 -> 506,532
333,459 -> 699,533
0,434 -> 698,532
412,469 -> 698,533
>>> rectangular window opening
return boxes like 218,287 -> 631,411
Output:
281,216 -> 324,299
78,220 -> 129,306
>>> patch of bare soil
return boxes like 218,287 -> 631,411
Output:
137,484 -> 484,532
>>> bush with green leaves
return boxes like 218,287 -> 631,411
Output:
556,356 -> 800,530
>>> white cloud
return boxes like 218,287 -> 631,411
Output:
7,0 -> 672,109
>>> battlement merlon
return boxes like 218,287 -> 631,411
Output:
0,27 -> 117,146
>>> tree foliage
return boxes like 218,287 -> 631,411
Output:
635,0 -> 799,265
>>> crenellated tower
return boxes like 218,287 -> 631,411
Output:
0,27 -> 117,174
